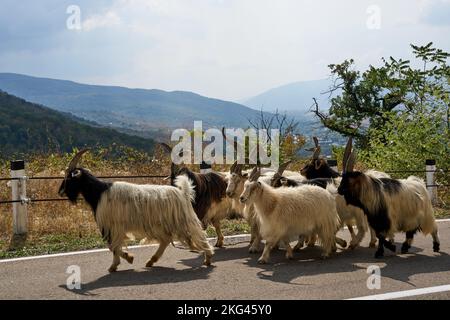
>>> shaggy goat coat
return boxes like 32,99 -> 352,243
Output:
242,181 -> 340,259
96,176 -> 214,256
226,171 -> 278,253
338,173 -> 440,257
344,175 -> 436,235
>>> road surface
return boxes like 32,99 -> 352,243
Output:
1,220 -> 449,300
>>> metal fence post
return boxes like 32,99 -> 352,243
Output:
328,159 -> 338,173
10,160 -> 28,236
425,159 -> 438,205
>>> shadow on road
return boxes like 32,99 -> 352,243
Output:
181,242 -> 450,287
247,244 -> 450,286
59,264 -> 215,296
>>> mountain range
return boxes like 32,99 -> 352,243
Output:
0,73 -> 272,134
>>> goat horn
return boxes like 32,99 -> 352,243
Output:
230,161 -> 237,173
67,149 -> 89,172
342,137 -> 353,173
222,127 -> 235,146
248,166 -> 261,182
345,151 -> 356,173
312,146 -> 321,160
277,160 -> 292,175
160,143 -> 172,154
171,162 -> 181,175
313,136 -> 319,148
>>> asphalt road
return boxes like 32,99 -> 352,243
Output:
1,220 -> 449,300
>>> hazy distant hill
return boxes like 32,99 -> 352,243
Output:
0,91 -> 155,157
0,73 -> 271,131
243,79 -> 332,114
243,79 -> 348,156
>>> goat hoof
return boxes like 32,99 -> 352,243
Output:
145,258 -> 157,268
108,266 -> 118,273
340,240 -> 348,248
401,243 -> 410,254
433,242 -> 440,252
215,241 -> 224,248
203,260 -> 212,267
249,247 -> 260,254
125,253 -> 134,264
257,258 -> 268,264
349,241 -> 359,250
386,243 -> 396,253
369,242 -> 377,248
285,253 -> 293,260
374,250 -> 384,259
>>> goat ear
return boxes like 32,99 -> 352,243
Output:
71,169 -> 82,178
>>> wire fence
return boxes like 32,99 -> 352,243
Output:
0,174 -> 168,205
1,169 -> 449,205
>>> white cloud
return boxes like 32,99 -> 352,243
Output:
0,0 -> 448,101
82,10 -> 122,31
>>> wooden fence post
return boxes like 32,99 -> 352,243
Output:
425,159 -> 438,205
10,160 -> 28,237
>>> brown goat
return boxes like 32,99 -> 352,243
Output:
161,144 -> 232,247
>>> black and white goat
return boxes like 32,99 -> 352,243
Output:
58,150 -> 214,272
337,140 -> 440,258
239,167 -> 340,263
297,137 -> 393,248
161,143 -> 232,248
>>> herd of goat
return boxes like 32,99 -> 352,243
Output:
58,135 -> 440,273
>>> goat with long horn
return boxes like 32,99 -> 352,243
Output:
59,149 -> 213,272
338,139 -> 440,258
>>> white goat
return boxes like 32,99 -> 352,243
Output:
239,167 -> 340,263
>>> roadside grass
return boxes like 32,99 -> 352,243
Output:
0,219 -> 250,259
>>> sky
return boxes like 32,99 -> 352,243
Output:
0,0 -> 449,101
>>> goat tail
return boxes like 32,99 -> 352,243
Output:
174,175 -> 196,203
420,190 -> 436,235
317,201 -> 341,256
172,175 -> 214,257
176,209 -> 214,258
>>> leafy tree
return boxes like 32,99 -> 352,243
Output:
359,109 -> 449,174
312,43 -> 449,149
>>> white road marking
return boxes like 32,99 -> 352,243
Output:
0,234 -> 251,263
348,284 -> 450,300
